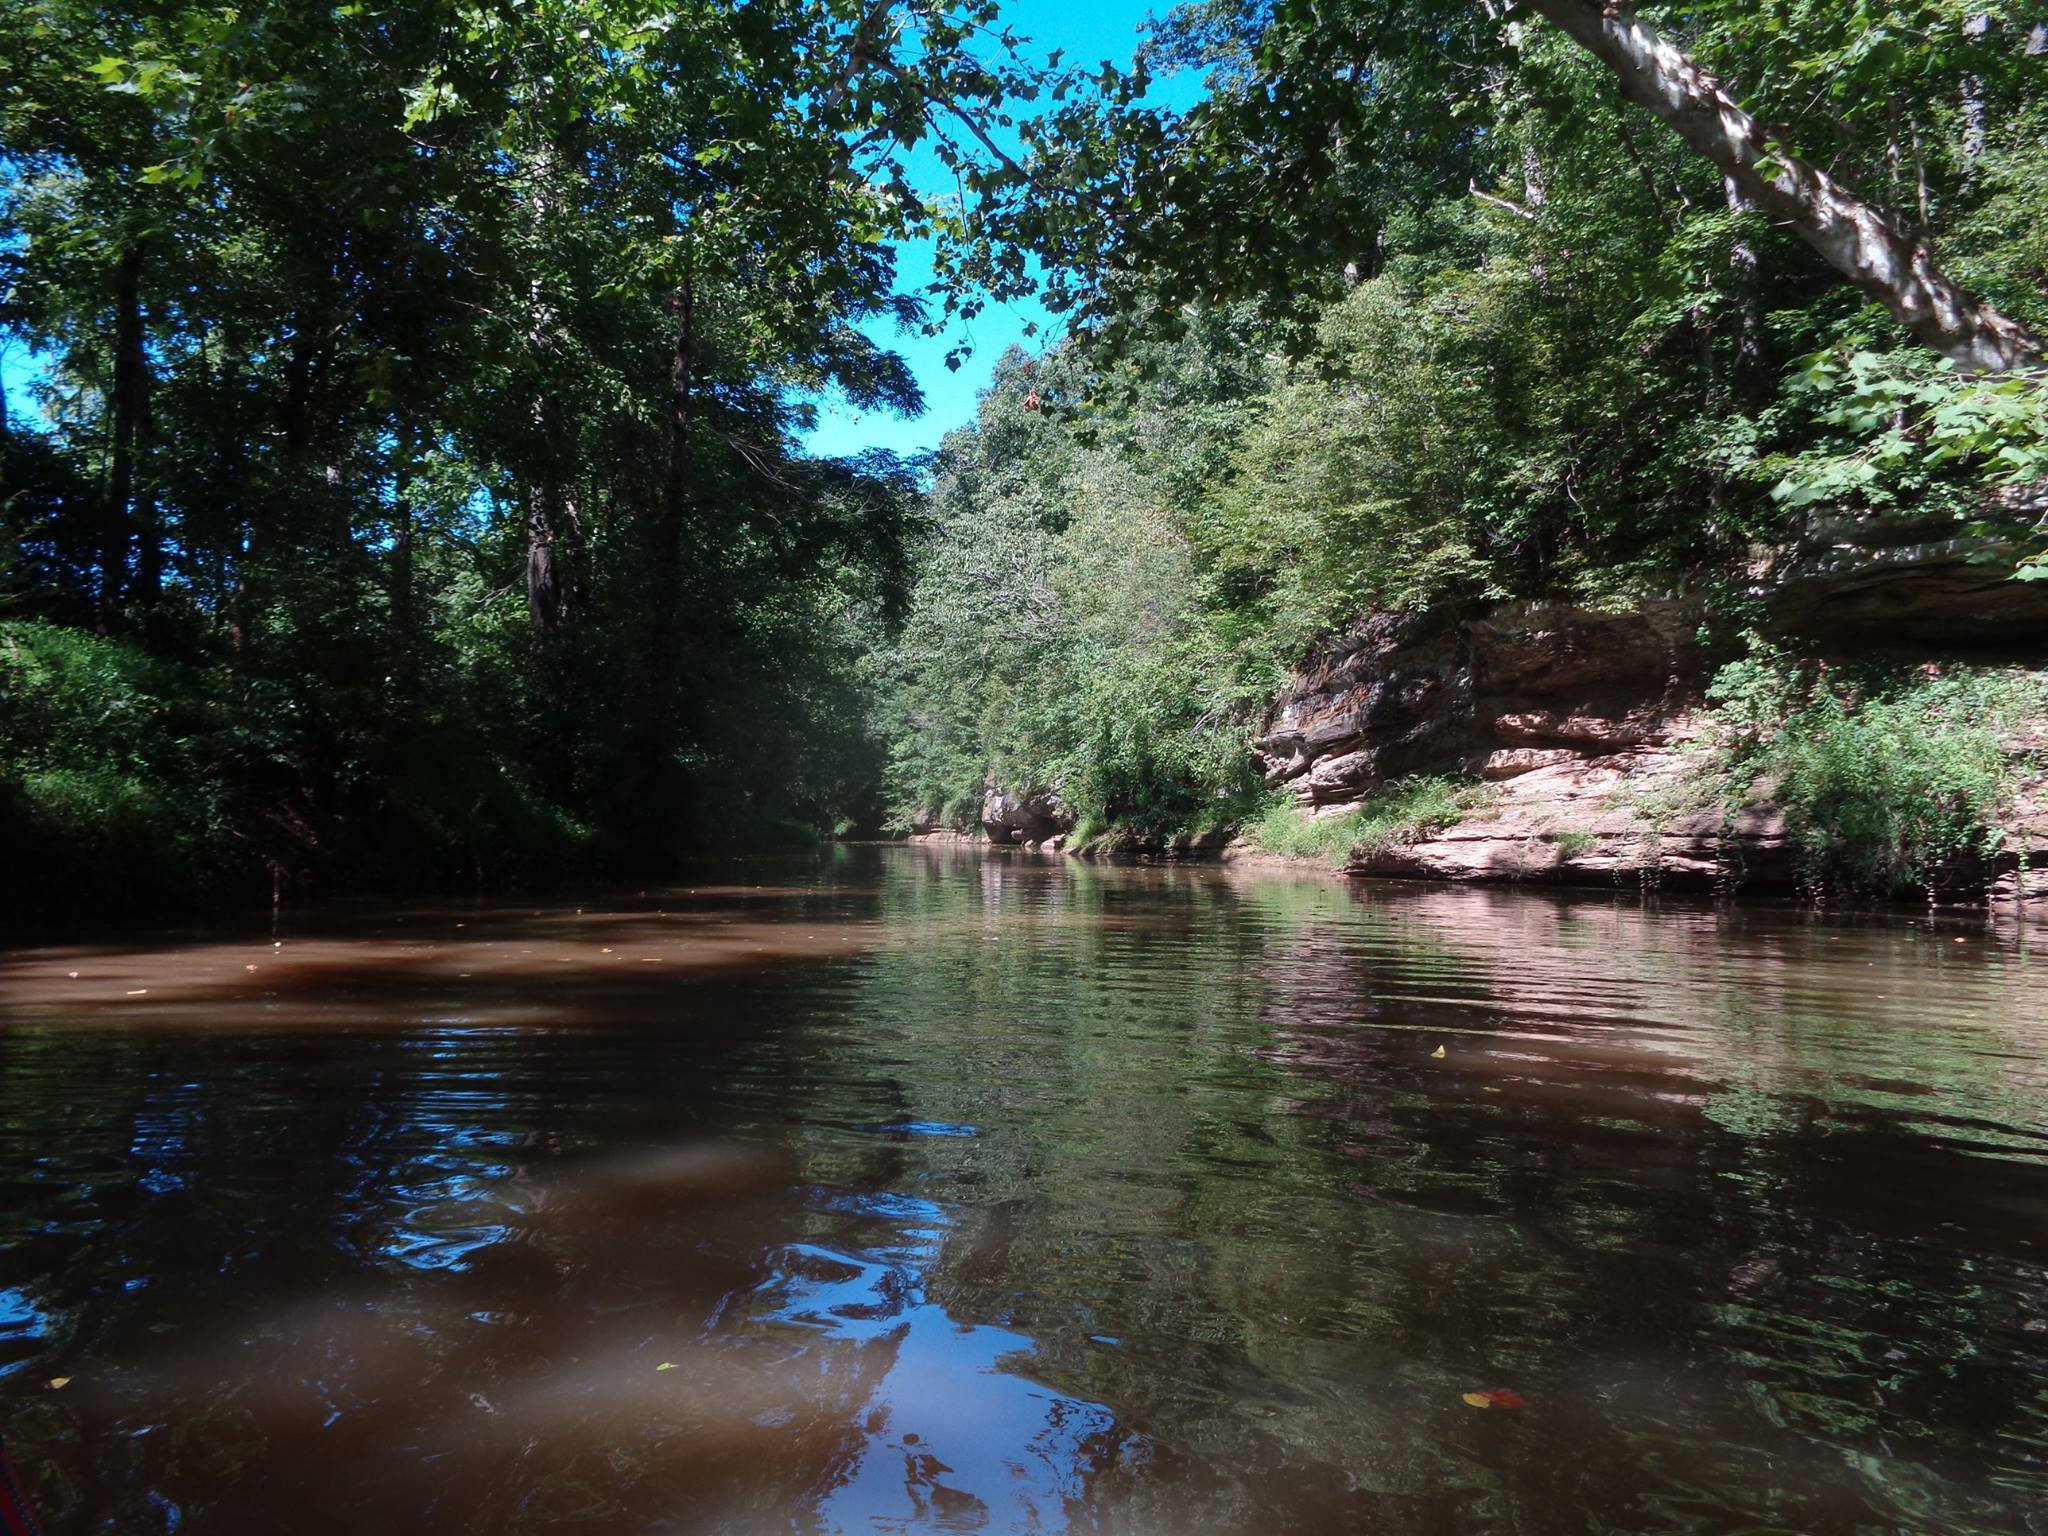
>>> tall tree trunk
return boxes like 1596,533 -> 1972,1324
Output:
1523,0 -> 2044,373
525,472 -> 572,641
660,274 -> 694,575
639,273 -> 697,807
267,322 -> 319,564
105,242 -> 149,616
1723,174 -> 1763,393
132,308 -> 162,606
521,134 -> 575,644
389,419 -> 416,639
1961,14 -> 1991,166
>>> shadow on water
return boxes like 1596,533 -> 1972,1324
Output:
2,845 -> 2047,1533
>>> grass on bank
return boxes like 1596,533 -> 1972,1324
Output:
1253,775 -> 1482,866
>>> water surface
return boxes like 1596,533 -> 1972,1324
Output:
2,847 -> 2046,1534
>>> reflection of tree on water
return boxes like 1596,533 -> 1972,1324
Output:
789,856 -> 2048,1531
1237,882 -> 2048,1532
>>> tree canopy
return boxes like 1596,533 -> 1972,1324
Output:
0,0 -> 1065,910
872,0 -> 2048,845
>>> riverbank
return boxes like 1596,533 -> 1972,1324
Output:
929,525 -> 2048,910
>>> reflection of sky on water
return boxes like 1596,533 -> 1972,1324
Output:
854,1121 -> 982,1140
752,1188 -> 1139,1533
0,1286 -> 49,1379
377,1140 -> 523,1274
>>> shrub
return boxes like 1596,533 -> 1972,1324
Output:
1709,665 -> 2044,896
1553,828 -> 1598,861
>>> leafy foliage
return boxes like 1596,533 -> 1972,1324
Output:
879,0 -> 2048,856
1252,778 -> 1482,866
1702,663 -> 2046,895
1768,349 -> 2048,513
0,0 -> 1065,915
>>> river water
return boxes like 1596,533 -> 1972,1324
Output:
2,846 -> 2046,1535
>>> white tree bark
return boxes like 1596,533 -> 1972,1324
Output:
1961,13 -> 1991,164
1522,0 -> 2043,373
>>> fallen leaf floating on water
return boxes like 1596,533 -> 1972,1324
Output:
126,989 -> 148,997
655,1362 -> 678,1372
1461,1388 -> 1526,1410
1430,1045 -> 1446,1060
47,1377 -> 70,1390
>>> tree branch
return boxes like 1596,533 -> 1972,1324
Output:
1468,179 -> 1537,220
1521,0 -> 2042,372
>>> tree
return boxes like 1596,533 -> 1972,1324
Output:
978,0 -> 2048,371
0,0 -> 1055,903
1522,0 -> 2041,372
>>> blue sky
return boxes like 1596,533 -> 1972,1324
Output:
0,341 -> 35,425
0,3 -> 1204,456
800,0 -> 1205,459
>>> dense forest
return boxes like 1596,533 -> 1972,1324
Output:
874,0 -> 2048,873
0,0 -> 1014,914
4,0 -> 2048,914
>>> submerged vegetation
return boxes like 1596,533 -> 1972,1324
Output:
4,0 -> 2047,908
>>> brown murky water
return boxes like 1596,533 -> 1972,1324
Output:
3,846 -> 2047,1534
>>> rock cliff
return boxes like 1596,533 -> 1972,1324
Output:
979,784 -> 1070,848
1254,514 -> 2048,901
906,782 -> 1072,850
922,513 -> 2048,903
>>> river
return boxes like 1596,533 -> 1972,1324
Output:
2,846 -> 2045,1534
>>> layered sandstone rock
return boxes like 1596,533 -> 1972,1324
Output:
979,784 -> 1070,847
1256,524 -> 2048,900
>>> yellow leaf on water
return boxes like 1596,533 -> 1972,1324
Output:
1430,1046 -> 1445,1059
1461,1391 -> 1489,1408
655,1362 -> 678,1372
48,1377 -> 71,1390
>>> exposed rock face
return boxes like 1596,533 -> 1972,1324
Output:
1254,600 -> 1702,805
1763,508 -> 2048,651
1260,525 -> 2048,902
980,784 -> 1071,847
900,787 -> 1072,849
